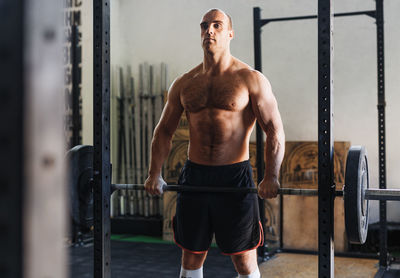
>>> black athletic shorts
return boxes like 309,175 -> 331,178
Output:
172,160 -> 263,255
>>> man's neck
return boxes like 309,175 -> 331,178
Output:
202,49 -> 233,75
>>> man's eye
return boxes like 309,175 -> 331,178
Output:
214,23 -> 220,28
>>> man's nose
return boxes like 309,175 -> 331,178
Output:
206,26 -> 214,35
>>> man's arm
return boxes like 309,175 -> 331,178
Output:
249,71 -> 285,199
144,77 -> 184,195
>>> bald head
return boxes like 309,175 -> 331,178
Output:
200,8 -> 234,54
203,9 -> 232,30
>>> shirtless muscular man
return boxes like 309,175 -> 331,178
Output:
144,9 -> 285,278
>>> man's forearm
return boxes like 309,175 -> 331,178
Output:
147,127 -> 173,178
264,130 -> 285,180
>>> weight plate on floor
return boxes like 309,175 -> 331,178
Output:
344,145 -> 369,244
67,145 -> 94,233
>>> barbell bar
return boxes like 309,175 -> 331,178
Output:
112,183 -> 340,195
111,183 -> 400,200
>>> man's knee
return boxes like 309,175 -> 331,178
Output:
182,250 -> 207,270
231,250 -> 258,275
232,257 -> 254,274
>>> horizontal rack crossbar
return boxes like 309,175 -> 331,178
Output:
260,10 -> 376,26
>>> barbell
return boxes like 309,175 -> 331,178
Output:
111,183 -> 400,200
68,145 -> 400,246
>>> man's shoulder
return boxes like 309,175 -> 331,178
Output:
232,57 -> 263,80
231,58 -> 270,93
177,64 -> 203,82
235,69 -> 267,90
168,64 -> 203,95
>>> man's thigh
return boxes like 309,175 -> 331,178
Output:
212,193 -> 262,254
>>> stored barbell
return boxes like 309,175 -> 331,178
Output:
68,145 -> 400,246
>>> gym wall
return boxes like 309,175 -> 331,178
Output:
79,0 -> 400,222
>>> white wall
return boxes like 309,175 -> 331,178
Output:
81,0 -> 400,222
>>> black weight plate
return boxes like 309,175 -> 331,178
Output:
66,145 -> 94,233
344,145 -> 369,244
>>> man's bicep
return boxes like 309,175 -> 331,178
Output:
156,79 -> 184,134
250,73 -> 283,133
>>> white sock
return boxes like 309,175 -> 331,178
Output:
238,267 -> 261,278
179,266 -> 203,278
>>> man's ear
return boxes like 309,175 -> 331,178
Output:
229,29 -> 234,39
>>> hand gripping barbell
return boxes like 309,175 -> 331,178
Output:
68,145 -> 400,245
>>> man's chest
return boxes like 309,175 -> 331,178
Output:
180,76 -> 249,113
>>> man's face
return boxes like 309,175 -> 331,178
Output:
200,10 -> 233,53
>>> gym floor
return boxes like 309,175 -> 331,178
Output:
69,239 -> 238,277
69,236 -> 400,278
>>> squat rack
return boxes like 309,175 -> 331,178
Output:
92,0 -> 388,278
253,0 -> 388,277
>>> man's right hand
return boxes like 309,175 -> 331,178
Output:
144,175 -> 167,196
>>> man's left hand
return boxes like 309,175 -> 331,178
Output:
257,177 -> 280,199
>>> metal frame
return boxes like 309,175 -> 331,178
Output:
72,24 -> 82,146
253,1 -> 389,277
1,0 -> 66,276
253,7 -> 268,259
0,1 -> 24,277
93,0 -> 111,277
259,10 -> 375,25
24,0 -> 67,275
375,0 -> 388,271
0,0 -> 66,276
317,1 -> 335,276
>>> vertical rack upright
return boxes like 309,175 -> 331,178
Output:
93,0 -> 111,277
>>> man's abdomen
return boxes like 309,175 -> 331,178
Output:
187,110 -> 253,165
